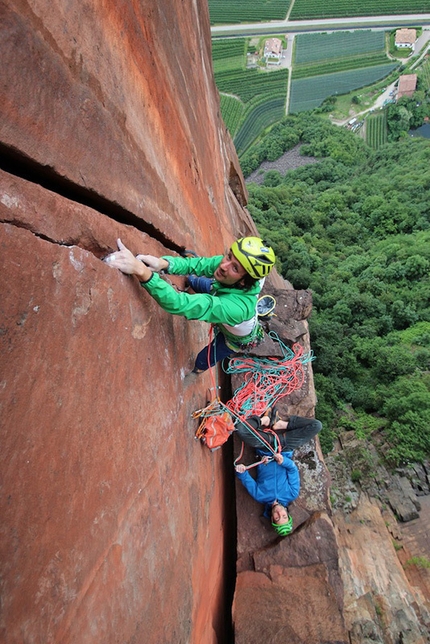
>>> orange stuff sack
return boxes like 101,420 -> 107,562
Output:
196,411 -> 235,452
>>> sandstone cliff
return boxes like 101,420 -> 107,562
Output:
1,1 -> 250,642
1,3 -> 430,644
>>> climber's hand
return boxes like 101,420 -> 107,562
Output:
274,453 -> 284,464
136,254 -> 169,272
104,239 -> 151,281
235,464 -> 246,474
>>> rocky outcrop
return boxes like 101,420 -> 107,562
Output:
334,495 -> 430,644
231,289 -> 349,643
326,433 -> 430,643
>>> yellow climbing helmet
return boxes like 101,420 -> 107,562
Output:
231,237 -> 275,280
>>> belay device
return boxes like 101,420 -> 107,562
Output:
257,294 -> 276,319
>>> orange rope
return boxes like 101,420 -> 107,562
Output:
226,342 -> 308,419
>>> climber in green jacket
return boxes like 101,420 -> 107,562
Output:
104,236 -> 275,371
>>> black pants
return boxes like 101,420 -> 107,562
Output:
235,415 -> 322,451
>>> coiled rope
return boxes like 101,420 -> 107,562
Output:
224,333 -> 314,419
192,331 -> 314,467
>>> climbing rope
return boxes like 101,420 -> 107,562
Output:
193,331 -> 314,466
208,324 -> 221,397
193,395 -> 280,458
233,419 -> 281,470
224,333 -> 314,419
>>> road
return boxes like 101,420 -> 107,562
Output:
213,12 -> 430,118
211,14 -> 430,37
413,27 -> 430,63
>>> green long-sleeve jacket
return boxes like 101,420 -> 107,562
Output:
140,255 -> 261,332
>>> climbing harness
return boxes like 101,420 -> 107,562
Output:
233,417 -> 281,470
220,321 -> 265,353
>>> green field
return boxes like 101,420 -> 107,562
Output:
293,30 -> 392,80
220,95 -> 244,136
289,63 -> 397,113
290,0 -> 430,20
234,96 -> 286,154
216,67 -> 288,151
208,0 -> 291,25
212,38 -> 288,151
215,68 -> 288,102
419,56 -> 430,90
294,31 -> 385,65
366,112 -> 388,148
212,39 -> 246,73
293,53 -> 393,79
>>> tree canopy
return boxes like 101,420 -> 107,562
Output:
244,115 -> 430,464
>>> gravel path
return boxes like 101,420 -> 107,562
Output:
246,144 -> 319,184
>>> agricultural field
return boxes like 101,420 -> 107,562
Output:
212,39 -> 246,74
208,0 -> 290,25
290,29 -> 398,112
293,53 -> 393,79
289,63 -> 398,113
234,96 -> 286,155
418,55 -> 430,90
219,95 -> 244,137
293,30 -> 392,79
294,31 -> 385,65
290,0 -> 430,20
213,38 -> 288,153
216,68 -> 288,151
215,68 -> 288,103
366,112 -> 388,148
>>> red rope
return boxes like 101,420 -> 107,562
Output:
207,324 -> 217,395
226,343 -> 306,419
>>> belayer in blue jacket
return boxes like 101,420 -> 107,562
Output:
234,411 -> 322,536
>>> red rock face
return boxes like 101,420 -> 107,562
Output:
0,1 -> 251,642
0,0 -> 248,251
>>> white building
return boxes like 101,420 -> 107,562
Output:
395,29 -> 416,50
264,37 -> 282,64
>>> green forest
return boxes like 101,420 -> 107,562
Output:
242,114 -> 430,467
